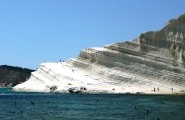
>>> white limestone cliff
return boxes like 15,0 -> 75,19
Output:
13,14 -> 185,94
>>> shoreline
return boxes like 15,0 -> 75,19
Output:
10,88 -> 185,96
0,87 -> 12,88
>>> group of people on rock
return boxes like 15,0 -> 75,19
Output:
153,87 -> 160,92
153,87 -> 174,93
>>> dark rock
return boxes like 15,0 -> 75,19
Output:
50,85 -> 58,92
68,87 -> 81,93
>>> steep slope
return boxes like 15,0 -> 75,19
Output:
13,14 -> 185,94
0,65 -> 34,87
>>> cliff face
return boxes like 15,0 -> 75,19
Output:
139,14 -> 185,67
0,65 -> 34,87
13,14 -> 185,94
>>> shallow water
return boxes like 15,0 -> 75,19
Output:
0,88 -> 185,120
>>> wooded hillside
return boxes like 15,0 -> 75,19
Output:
0,65 -> 34,87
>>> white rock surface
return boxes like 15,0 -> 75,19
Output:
13,14 -> 185,94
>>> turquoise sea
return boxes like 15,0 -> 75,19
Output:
0,88 -> 185,120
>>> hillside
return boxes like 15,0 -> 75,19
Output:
13,14 -> 185,94
0,65 -> 34,87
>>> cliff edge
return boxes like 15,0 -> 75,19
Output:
13,14 -> 185,94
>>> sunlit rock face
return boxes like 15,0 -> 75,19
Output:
13,14 -> 185,94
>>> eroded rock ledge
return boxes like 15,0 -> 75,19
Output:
13,14 -> 185,94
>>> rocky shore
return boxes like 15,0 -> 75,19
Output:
13,14 -> 185,95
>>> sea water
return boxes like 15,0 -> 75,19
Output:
0,88 -> 185,120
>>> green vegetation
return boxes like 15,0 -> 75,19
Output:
0,65 -> 34,87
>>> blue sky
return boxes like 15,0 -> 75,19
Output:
0,0 -> 185,69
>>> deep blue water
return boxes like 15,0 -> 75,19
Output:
0,88 -> 185,120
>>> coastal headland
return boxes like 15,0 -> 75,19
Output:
13,14 -> 185,95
